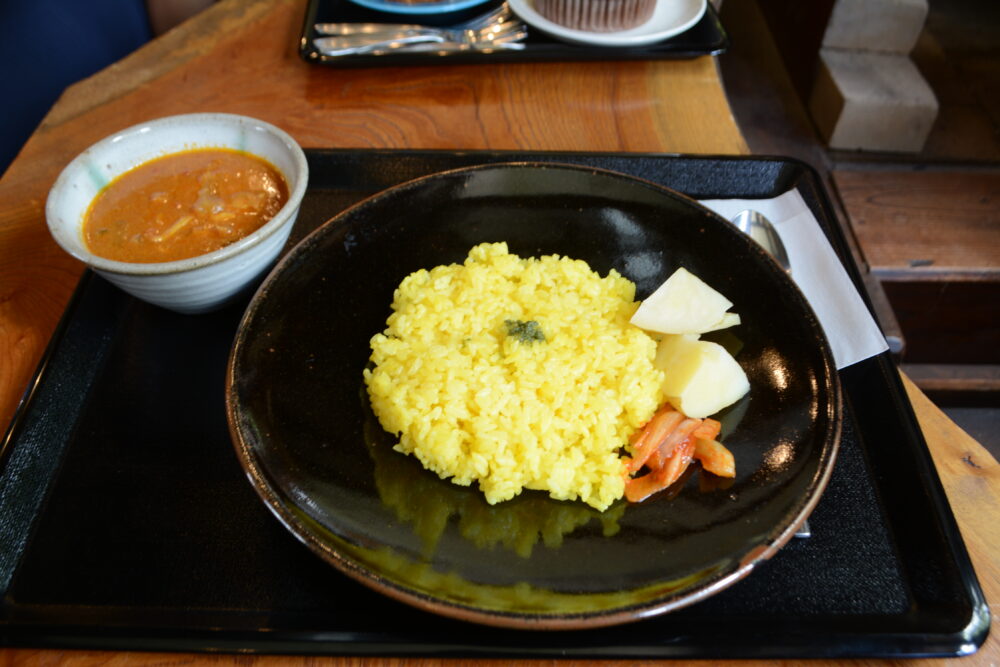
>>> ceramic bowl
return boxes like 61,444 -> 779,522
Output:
45,113 -> 309,314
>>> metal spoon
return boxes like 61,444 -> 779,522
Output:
731,209 -> 791,273
730,209 -> 809,538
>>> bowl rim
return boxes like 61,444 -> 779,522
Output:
45,112 -> 309,277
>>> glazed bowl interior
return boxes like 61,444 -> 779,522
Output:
227,162 -> 841,629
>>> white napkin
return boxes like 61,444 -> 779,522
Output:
699,189 -> 889,370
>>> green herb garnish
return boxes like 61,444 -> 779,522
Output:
504,319 -> 546,344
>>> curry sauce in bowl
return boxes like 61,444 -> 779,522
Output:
83,148 -> 290,264
46,113 -> 308,314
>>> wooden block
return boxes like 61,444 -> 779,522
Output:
822,0 -> 928,54
809,47 -> 938,152
754,0 -> 838,102
882,280 -> 1000,364
909,30 -> 1000,162
833,169 -> 1000,277
901,364 -> 1000,395
834,168 -> 1000,365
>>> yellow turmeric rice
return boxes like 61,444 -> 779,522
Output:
363,242 -> 664,510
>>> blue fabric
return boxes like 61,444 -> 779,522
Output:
0,0 -> 152,175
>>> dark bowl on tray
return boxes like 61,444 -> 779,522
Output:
225,162 -> 842,629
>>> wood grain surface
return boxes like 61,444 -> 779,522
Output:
833,168 -> 1000,366
833,169 -> 1000,280
0,0 -> 996,665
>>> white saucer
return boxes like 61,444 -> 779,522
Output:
346,0 -> 493,15
508,0 -> 707,47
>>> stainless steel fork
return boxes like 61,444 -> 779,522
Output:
314,25 -> 526,56
313,2 -> 526,56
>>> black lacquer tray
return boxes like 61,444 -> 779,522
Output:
298,0 -> 729,66
0,150 -> 989,659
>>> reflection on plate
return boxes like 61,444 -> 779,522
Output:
226,162 -> 841,629
508,0 -> 707,46
362,394 -> 631,559
346,0 -> 493,15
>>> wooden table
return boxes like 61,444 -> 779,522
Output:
1,0 -> 996,664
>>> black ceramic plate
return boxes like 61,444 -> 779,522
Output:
226,162 -> 841,629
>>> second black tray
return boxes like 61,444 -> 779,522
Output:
0,150 -> 989,659
299,0 -> 729,66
